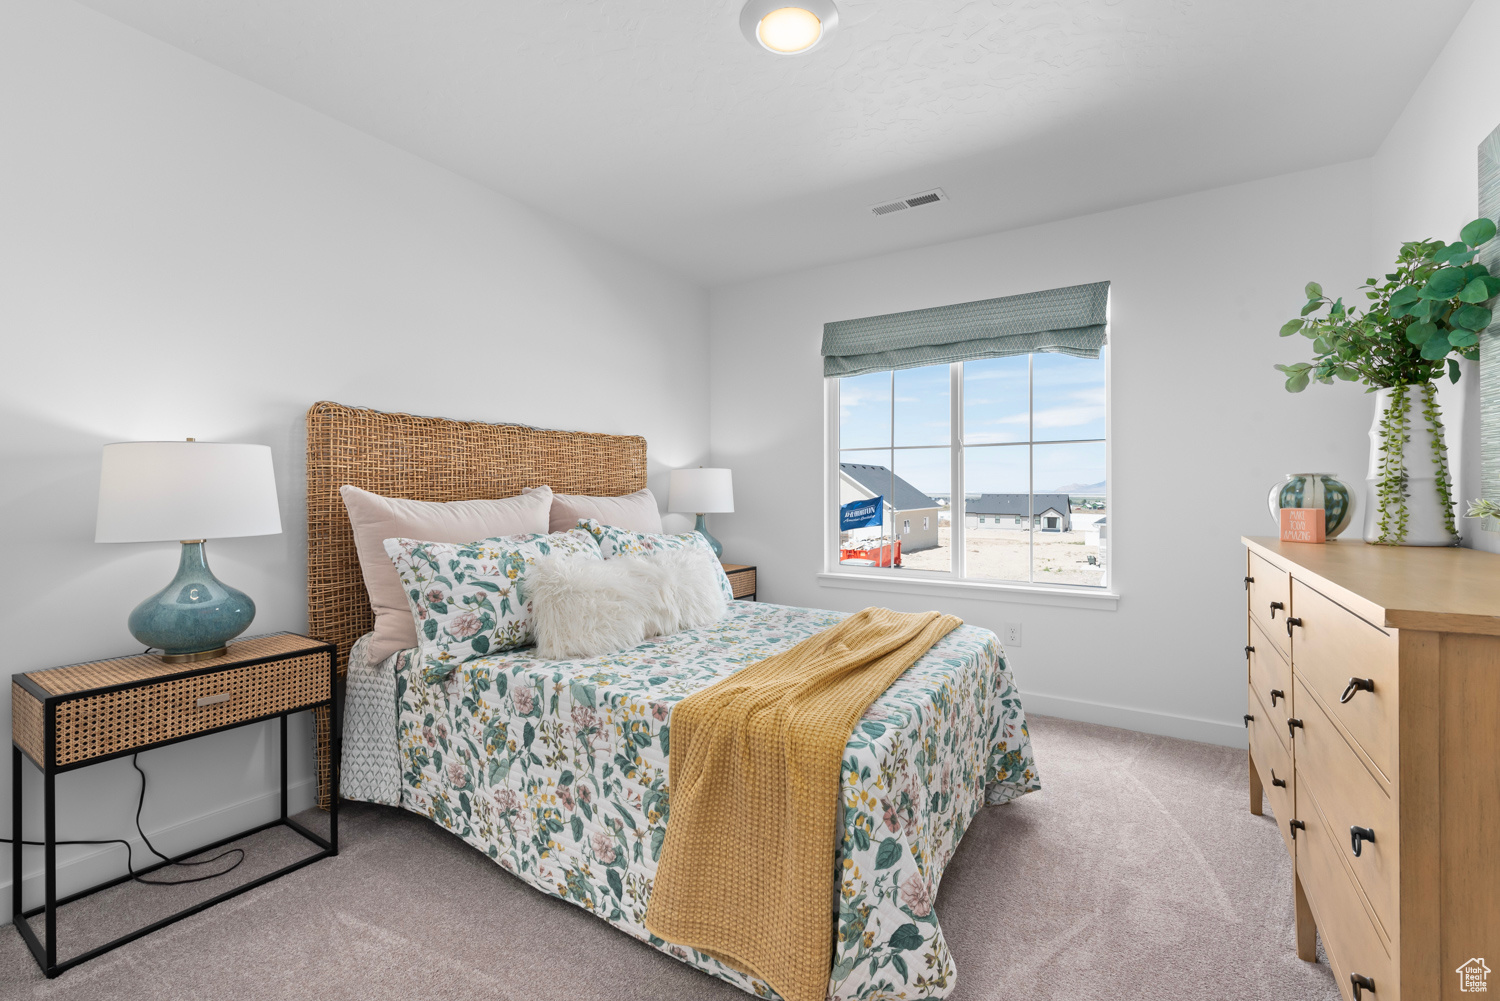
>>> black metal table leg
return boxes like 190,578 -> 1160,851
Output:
11,746 -> 20,927
329,664 -> 340,854
279,714 -> 288,823
43,768 -> 55,974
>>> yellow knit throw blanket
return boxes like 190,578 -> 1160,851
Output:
644,607 -> 962,1001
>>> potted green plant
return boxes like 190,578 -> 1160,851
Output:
1277,218 -> 1499,545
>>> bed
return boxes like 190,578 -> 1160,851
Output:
307,401 -> 1040,1001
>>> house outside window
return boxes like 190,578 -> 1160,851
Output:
824,282 -> 1109,589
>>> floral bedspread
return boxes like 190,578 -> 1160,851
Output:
391,600 -> 1039,1000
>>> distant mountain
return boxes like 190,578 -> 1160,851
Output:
1050,480 -> 1106,494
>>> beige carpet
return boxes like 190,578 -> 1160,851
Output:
0,715 -> 1338,1000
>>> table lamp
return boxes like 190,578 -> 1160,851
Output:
95,439 -> 282,662
668,467 -> 734,559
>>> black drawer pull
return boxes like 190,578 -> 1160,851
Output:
1350,826 -> 1376,857
1289,819 -> 1305,840
1269,600 -> 1284,619
1351,973 -> 1376,998
1340,677 -> 1376,703
1244,714 -> 1254,728
1244,575 -> 1255,590
1284,616 -> 1302,637
1270,688 -> 1284,707
1287,717 -> 1303,738
1270,769 -> 1286,789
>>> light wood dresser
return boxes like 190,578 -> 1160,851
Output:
1243,537 -> 1500,1001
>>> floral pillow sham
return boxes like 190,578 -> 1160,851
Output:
575,518 -> 736,603
384,528 -> 601,680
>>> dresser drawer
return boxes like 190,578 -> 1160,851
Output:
1289,579 -> 1397,785
44,653 -> 330,768
1294,676 -> 1397,941
1248,618 -> 1292,751
1247,688 -> 1296,860
1298,773 -> 1394,1001
1248,551 -> 1292,660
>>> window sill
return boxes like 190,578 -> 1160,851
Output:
815,571 -> 1119,610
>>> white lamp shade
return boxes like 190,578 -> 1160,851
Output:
95,441 -> 283,543
669,467 -> 734,514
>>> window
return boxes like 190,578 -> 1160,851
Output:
833,351 -> 1107,587
923,516 -> 929,530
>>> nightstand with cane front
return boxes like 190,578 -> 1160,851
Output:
722,563 -> 757,601
10,632 -> 339,977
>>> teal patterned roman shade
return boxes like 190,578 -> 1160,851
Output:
821,281 -> 1110,378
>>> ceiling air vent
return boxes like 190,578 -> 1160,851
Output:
869,188 -> 948,218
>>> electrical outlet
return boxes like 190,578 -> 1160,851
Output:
1003,622 -> 1022,648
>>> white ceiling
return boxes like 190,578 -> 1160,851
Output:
78,0 -> 1472,286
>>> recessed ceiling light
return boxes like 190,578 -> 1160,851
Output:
739,0 -> 839,55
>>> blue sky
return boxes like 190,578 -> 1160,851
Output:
840,353 -> 1106,497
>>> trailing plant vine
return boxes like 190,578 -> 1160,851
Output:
1374,384 -> 1410,545
1278,217 -> 1500,543
1420,381 -> 1458,539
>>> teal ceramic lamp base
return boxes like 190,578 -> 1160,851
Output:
693,514 -> 723,559
128,541 -> 256,662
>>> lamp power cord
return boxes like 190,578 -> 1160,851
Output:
2,752 -> 245,886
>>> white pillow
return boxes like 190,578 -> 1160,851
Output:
635,548 -> 729,636
529,549 -> 728,660
529,556 -> 651,660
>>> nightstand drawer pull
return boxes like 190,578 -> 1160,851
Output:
196,692 -> 232,708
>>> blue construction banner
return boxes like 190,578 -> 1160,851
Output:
840,496 -> 883,531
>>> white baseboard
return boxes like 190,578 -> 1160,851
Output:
1023,692 -> 1247,748
0,777 -> 318,923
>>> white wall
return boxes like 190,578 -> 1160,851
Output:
1369,0 -> 1500,554
708,160 -> 1376,746
0,0 -> 707,916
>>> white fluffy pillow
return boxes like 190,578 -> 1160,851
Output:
529,548 -> 728,660
642,548 -> 729,634
529,557 -> 650,660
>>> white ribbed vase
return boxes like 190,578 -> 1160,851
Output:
1363,386 -> 1458,546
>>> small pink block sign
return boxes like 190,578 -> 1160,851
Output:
1280,508 -> 1325,544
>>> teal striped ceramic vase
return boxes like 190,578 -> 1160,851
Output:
1266,473 -> 1354,539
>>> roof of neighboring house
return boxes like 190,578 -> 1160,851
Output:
840,463 -> 938,511
966,493 -> 1072,516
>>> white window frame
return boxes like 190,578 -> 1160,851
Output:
820,354 -> 1116,609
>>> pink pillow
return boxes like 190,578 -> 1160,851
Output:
340,484 -> 552,661
524,486 -> 663,534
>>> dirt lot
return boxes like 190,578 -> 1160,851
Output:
890,527 -> 1106,586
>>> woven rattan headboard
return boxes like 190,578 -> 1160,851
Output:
305,400 -> 648,670
305,401 -> 647,808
